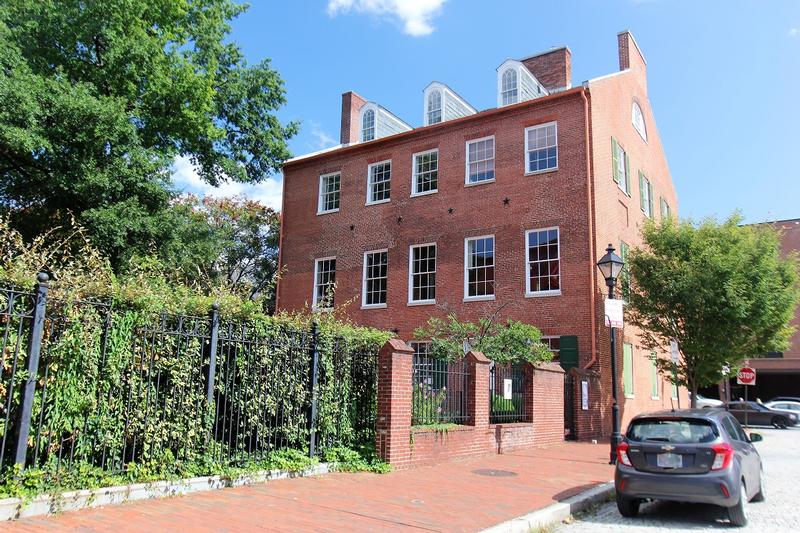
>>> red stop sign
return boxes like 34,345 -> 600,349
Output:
737,367 -> 756,385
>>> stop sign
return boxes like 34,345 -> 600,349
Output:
737,367 -> 756,386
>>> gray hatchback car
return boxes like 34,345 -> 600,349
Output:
615,409 -> 764,527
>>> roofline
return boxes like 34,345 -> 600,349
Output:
284,86 -> 587,168
519,45 -> 571,62
745,217 -> 800,226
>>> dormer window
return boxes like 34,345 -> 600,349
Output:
361,108 -> 375,142
427,90 -> 442,125
501,69 -> 518,106
632,101 -> 647,142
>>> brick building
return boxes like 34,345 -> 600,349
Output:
277,31 -> 689,438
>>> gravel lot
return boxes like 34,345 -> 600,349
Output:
556,426 -> 800,532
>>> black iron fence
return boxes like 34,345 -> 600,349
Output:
489,363 -> 529,423
0,275 -> 378,476
411,355 -> 470,425
564,373 -> 576,440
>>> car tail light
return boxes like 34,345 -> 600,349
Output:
617,442 -> 632,467
711,443 -> 733,470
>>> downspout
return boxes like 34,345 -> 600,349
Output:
580,84 -> 598,370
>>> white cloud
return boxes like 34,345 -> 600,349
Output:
327,0 -> 446,37
790,28 -> 798,37
308,120 -> 337,150
171,156 -> 283,211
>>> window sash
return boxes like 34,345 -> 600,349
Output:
501,69 -> 518,105
368,161 -> 391,203
427,91 -> 442,125
363,251 -> 388,306
362,110 -> 375,142
409,244 -> 436,302
526,227 -> 560,294
466,137 -> 495,183
318,173 -> 340,213
413,150 -> 438,194
313,258 -> 336,309
525,123 -> 558,173
465,236 -> 495,298
542,336 -> 560,360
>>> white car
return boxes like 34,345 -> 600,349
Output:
765,400 -> 800,414
691,393 -> 724,408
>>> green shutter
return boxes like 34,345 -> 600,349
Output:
623,343 -> 634,397
650,354 -> 659,398
559,335 -> 579,371
611,138 -> 620,183
638,171 -> 646,212
648,183 -> 654,219
624,152 -> 631,195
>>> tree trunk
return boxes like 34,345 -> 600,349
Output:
690,378 -> 698,409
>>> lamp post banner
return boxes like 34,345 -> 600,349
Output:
604,298 -> 624,328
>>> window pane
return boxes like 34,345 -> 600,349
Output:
414,151 -> 438,194
411,245 -> 436,301
526,228 -> 560,294
466,237 -> 495,297
467,138 -> 496,183
364,251 -> 388,306
314,258 -> 336,308
526,123 -> 558,173
369,161 -> 391,202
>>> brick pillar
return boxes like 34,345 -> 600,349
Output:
531,362 -> 566,446
465,350 -> 490,427
375,339 -> 413,466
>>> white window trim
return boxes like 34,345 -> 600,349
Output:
500,67 -> 519,107
317,172 -> 340,215
615,141 -> 630,196
410,149 -> 439,197
408,242 -> 437,306
361,249 -> 388,309
524,122 -> 559,176
641,175 -> 652,218
312,256 -> 336,312
425,90 -> 442,126
366,159 -> 392,206
632,101 -> 648,143
541,336 -> 560,351
463,234 -> 496,302
524,226 -> 562,298
465,135 -> 496,186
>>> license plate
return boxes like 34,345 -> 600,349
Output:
657,453 -> 683,468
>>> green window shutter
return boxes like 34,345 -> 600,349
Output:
650,354 -> 658,398
559,335 -> 579,371
623,343 -> 634,396
624,152 -> 631,195
648,184 -> 654,219
611,138 -> 619,183
660,197 -> 666,219
638,171 -> 646,211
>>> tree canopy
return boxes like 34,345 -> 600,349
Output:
0,0 -> 296,268
625,215 -> 799,406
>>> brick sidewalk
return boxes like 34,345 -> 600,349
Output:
6,441 -> 613,532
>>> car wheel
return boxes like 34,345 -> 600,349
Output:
772,416 -> 788,429
751,468 -> 766,502
616,494 -> 641,518
728,481 -> 748,527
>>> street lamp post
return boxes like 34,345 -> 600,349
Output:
596,244 -> 625,465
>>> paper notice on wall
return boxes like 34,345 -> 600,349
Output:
581,380 -> 589,410
503,379 -> 513,400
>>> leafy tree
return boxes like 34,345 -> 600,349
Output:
625,215 -> 799,407
414,309 -> 552,364
0,0 -> 297,269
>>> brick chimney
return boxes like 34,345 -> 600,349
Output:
617,31 -> 646,73
521,47 -> 571,92
340,91 -> 367,145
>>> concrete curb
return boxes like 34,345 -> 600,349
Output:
0,463 -> 331,521
480,481 -> 614,533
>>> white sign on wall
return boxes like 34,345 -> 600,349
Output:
604,299 -> 624,328
503,379 -> 513,400
581,381 -> 589,410
670,341 -> 680,363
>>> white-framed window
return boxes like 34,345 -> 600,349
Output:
427,90 -> 442,125
542,336 -> 560,360
525,227 -> 560,296
361,108 -> 375,142
525,122 -> 558,174
501,68 -> 518,106
632,101 -> 647,142
313,257 -> 336,310
408,243 -> 436,304
464,235 -> 495,300
412,149 -> 438,196
639,172 -> 653,218
660,197 -> 672,220
317,172 -> 340,214
362,250 -> 388,308
466,136 -> 495,184
612,138 -> 630,195
367,160 -> 391,204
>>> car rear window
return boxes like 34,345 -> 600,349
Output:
627,418 -> 719,443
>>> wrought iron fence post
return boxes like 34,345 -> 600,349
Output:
13,273 -> 49,468
206,303 -> 220,405
308,320 -> 320,457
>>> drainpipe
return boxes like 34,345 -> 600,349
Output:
580,84 -> 598,370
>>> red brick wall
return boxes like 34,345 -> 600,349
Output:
522,48 -> 572,91
340,91 -> 366,145
531,363 -> 565,446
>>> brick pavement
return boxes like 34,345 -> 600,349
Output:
5,441 -> 612,532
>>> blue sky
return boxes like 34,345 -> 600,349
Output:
173,0 -> 800,224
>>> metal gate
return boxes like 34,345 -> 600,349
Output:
564,374 -> 576,440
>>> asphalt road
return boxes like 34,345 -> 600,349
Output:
556,426 -> 800,532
